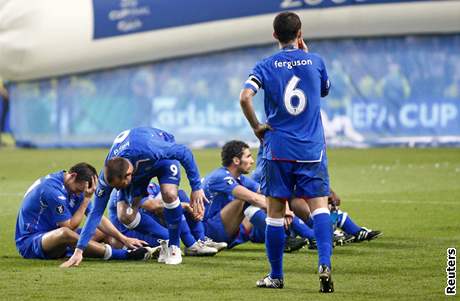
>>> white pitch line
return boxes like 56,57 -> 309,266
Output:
346,198 -> 460,205
0,192 -> 23,197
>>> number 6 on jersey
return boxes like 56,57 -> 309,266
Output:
284,75 -> 307,116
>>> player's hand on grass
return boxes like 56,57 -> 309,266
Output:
60,248 -> 83,268
190,189 -> 207,218
83,175 -> 98,199
122,236 -> 148,249
253,123 -> 272,141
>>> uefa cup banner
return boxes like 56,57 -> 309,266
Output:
8,34 -> 460,148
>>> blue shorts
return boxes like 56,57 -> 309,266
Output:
16,233 -> 47,259
262,155 -> 330,199
204,214 -> 233,244
120,160 -> 181,204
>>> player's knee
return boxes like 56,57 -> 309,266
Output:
161,190 -> 178,203
118,212 -> 135,225
58,227 -> 78,243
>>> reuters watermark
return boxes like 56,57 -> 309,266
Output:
445,248 -> 456,296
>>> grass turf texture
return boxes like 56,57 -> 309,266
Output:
0,148 -> 458,300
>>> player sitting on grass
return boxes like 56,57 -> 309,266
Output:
15,162 -> 153,262
108,182 -> 225,260
202,140 -> 307,252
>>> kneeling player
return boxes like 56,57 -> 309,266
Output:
15,163 -> 153,262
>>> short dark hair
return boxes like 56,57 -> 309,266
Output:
105,157 -> 130,184
221,140 -> 250,167
69,162 -> 97,187
273,12 -> 301,44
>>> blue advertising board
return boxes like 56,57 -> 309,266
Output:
9,34 -> 460,148
93,0 -> 429,39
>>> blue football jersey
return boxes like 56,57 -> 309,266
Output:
77,127 -> 202,250
244,47 -> 330,162
203,167 -> 260,220
15,171 -> 87,244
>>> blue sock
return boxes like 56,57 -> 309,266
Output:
163,201 -> 183,247
180,216 -> 196,248
291,216 -> 315,239
228,224 -> 250,249
249,209 -> 266,231
131,211 -> 169,240
305,217 -> 314,228
313,211 -> 333,269
266,218 -> 285,279
338,212 -> 362,235
110,248 -> 128,260
185,211 -> 206,241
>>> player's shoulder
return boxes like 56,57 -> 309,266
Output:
205,167 -> 221,177
205,167 -> 230,182
42,171 -> 65,190
41,172 -> 67,199
240,175 -> 259,189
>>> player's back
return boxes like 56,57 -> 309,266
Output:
106,127 -> 176,162
15,172 -> 65,241
252,49 -> 330,162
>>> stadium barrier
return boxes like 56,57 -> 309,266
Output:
8,35 -> 460,148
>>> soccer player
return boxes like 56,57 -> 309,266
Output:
62,127 -> 207,267
15,162 -> 152,261
202,140 -> 268,245
240,12 -> 334,292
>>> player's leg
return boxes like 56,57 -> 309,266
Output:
117,200 -> 167,239
204,198 -> 246,245
219,198 -> 246,238
297,158 -> 334,293
42,227 -> 154,261
155,160 -> 183,254
336,210 -> 382,242
256,160 -> 292,289
181,215 -> 218,256
179,189 -> 225,250
289,197 -> 311,223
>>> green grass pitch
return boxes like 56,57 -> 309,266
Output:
0,147 -> 458,300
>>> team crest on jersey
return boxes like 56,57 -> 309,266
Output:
224,176 -> 235,185
96,188 -> 104,197
56,205 -> 65,215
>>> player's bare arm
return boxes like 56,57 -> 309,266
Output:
239,88 -> 272,140
232,185 -> 267,209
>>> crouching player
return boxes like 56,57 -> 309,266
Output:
15,163 -> 153,262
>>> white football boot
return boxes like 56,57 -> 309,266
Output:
184,240 -> 218,256
165,245 -> 182,265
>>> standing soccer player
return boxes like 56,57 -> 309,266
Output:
240,12 -> 334,292
61,127 -> 207,267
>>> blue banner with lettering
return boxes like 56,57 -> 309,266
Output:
93,0 -> 429,39
9,34 -> 460,148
